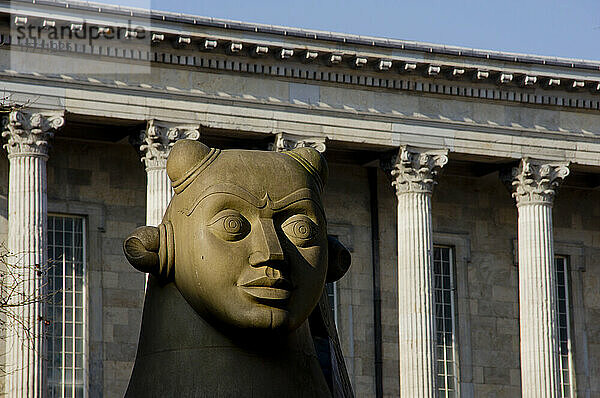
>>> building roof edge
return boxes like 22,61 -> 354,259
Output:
6,0 -> 600,70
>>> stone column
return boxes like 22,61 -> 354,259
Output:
391,146 -> 448,398
132,120 -> 200,226
2,109 -> 64,398
507,158 -> 569,398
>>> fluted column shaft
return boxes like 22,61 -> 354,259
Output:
392,146 -> 447,397
132,120 -> 200,226
518,203 -> 558,397
397,191 -> 435,397
145,166 -> 172,227
2,110 -> 64,398
507,158 -> 569,398
7,155 -> 46,398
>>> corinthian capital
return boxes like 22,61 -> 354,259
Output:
505,158 -> 570,206
271,132 -> 326,153
391,146 -> 448,195
1,110 -> 64,157
132,120 -> 200,169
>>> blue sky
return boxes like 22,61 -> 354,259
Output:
92,0 -> 599,60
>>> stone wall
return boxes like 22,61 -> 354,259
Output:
36,143 -> 381,397
378,167 -> 600,398
554,187 -> 600,396
2,138 -> 600,397
433,172 -> 520,398
323,163 -> 375,397
46,139 -> 146,397
377,168 -> 401,398
1,140 -> 380,397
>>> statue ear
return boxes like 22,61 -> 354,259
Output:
288,147 -> 328,189
326,235 -> 351,283
123,222 -> 175,281
166,139 -> 212,183
123,226 -> 160,274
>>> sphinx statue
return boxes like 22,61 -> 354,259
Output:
122,139 -> 353,397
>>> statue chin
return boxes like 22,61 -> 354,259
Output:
179,293 -> 297,336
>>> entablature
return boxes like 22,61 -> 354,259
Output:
3,70 -> 600,171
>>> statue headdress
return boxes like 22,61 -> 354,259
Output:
166,140 -> 328,194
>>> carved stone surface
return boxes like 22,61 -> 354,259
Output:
506,158 -> 569,398
506,158 -> 570,206
132,120 -> 200,226
132,119 -> 200,170
122,140 -> 352,397
1,110 -> 64,157
268,129 -> 353,397
517,203 -> 561,398
391,146 -> 448,195
2,109 -> 63,397
390,146 -> 447,398
271,132 -> 326,153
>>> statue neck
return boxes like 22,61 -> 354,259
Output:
125,276 -> 331,398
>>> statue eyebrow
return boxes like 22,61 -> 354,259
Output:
183,183 -> 324,216
183,184 -> 260,215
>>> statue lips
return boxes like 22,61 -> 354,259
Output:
237,273 -> 294,302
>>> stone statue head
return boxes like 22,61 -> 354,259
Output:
123,140 -> 350,334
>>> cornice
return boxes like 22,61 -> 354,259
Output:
2,33 -> 600,116
2,0 -> 600,90
4,0 -> 600,73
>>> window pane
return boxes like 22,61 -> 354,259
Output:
325,281 -> 338,327
433,246 -> 458,396
555,256 -> 572,398
46,215 -> 86,396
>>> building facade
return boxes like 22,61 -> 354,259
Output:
1,1 -> 600,397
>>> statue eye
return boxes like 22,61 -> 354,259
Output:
207,210 -> 250,241
281,215 -> 319,247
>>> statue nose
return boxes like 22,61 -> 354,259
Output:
249,218 -> 285,266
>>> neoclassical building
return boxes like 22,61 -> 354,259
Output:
1,0 -> 600,397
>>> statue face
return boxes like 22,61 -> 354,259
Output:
169,151 -> 328,333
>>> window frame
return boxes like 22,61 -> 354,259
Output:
433,232 -> 473,397
553,239 -> 588,397
513,239 -> 587,397
324,226 -> 353,330
433,245 -> 459,398
48,200 -> 106,397
47,213 -> 89,398
325,281 -> 339,327
555,254 -> 575,398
